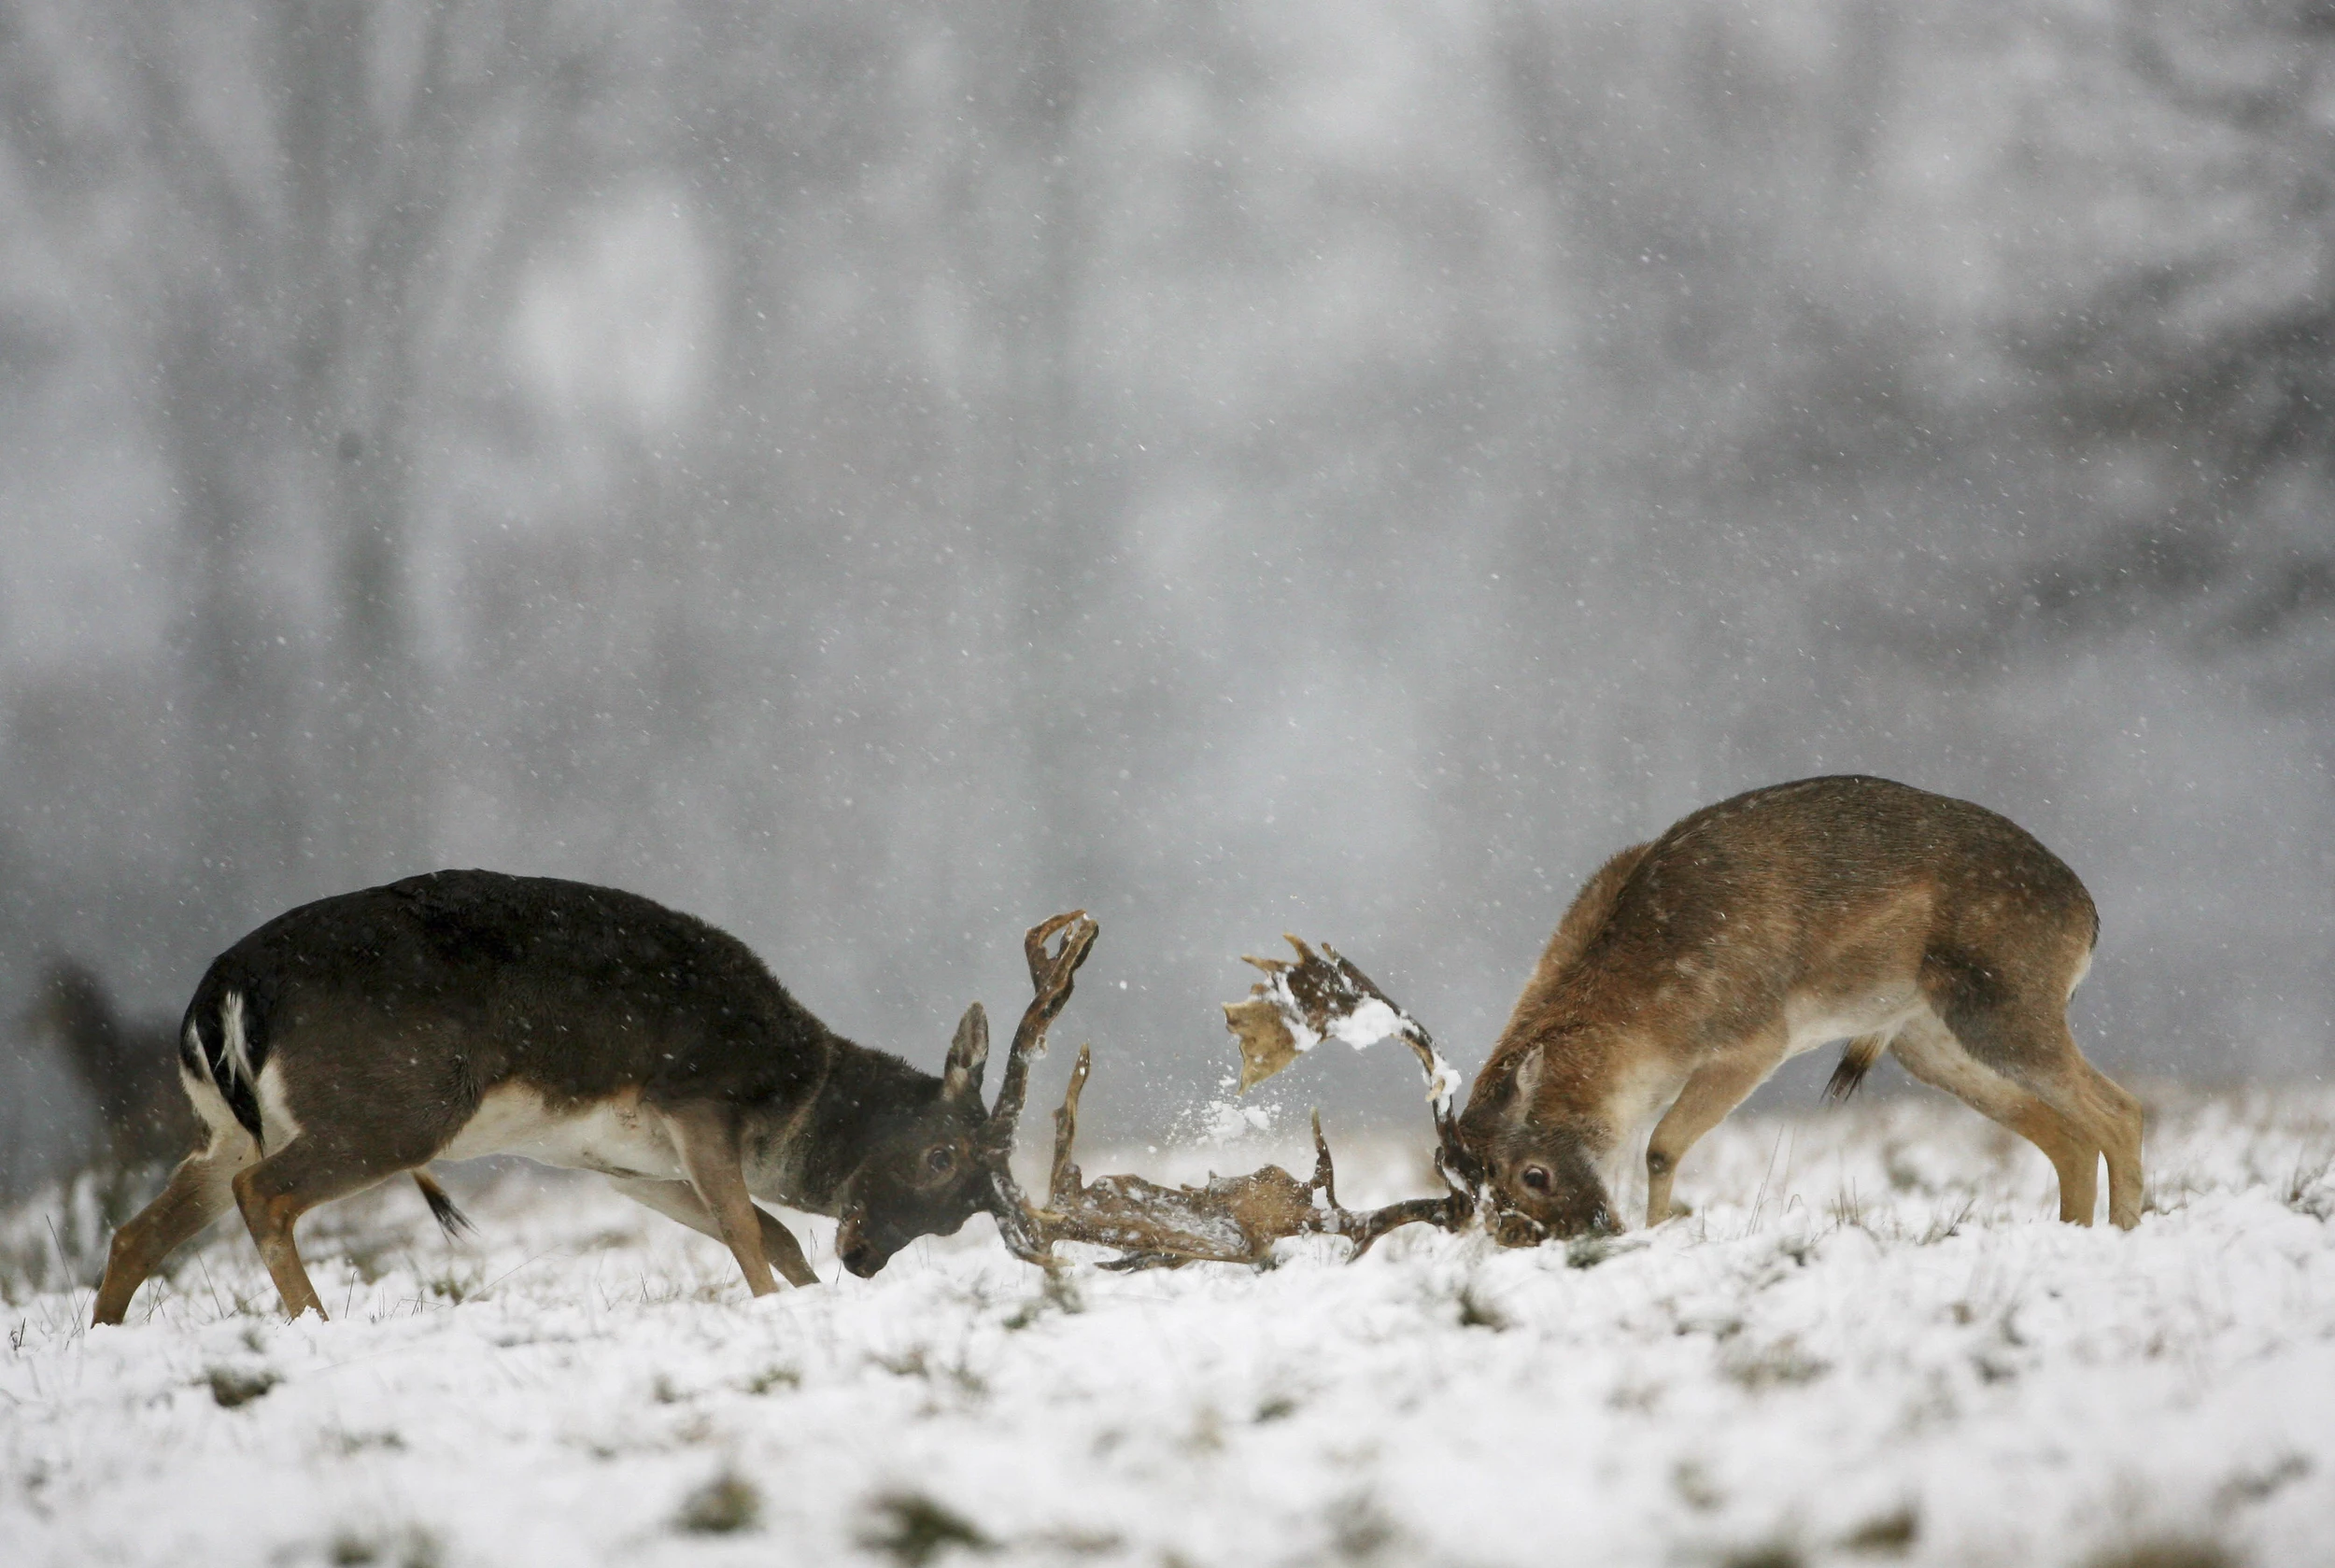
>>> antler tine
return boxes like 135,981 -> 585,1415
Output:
1343,1194 -> 1465,1260
1024,910 -> 1095,990
997,912 -> 1097,1122
1049,1043 -> 1094,1206
1309,1109 -> 1337,1212
983,912 -> 1100,1263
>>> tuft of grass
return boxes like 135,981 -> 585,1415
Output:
1032,1525 -> 1122,1556
859,1490 -> 995,1565
1456,1281 -> 1509,1330
1718,1335 -> 1829,1391
2283,1153 -> 2333,1220
872,1346 -> 932,1377
1672,1460 -> 1724,1512
2215,1453 -> 2309,1509
1327,1491 -> 1398,1560
0,1165 -> 165,1303
2082,1536 -> 2243,1568
205,1366 -> 278,1407
870,1344 -> 986,1399
325,1525 -> 441,1568
423,1266 -> 479,1304
1565,1234 -> 1644,1269
1881,1142 -> 1926,1193
743,1363 -> 801,1394
673,1468 -> 762,1534
1828,1183 -> 1868,1230
1717,1544 -> 1804,1568
1918,1197 -> 1977,1245
1840,1505 -> 1918,1555
1005,1268 -> 1084,1329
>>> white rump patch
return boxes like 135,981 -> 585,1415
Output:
178,1059 -> 249,1155
255,1059 -> 303,1147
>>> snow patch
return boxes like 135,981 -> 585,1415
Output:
7,1089 -> 2333,1567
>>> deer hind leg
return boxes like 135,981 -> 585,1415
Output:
92,1134 -> 256,1325
230,1137 -> 418,1321
2075,1058 -> 2145,1228
2009,1042 -> 2145,1229
607,1177 -> 819,1288
1889,1012 -> 2102,1223
658,1107 -> 779,1296
1644,1036 -> 1788,1226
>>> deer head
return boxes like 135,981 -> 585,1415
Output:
829,1002 -> 1000,1277
829,911 -> 1103,1275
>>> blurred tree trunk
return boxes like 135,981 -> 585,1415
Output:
157,306 -> 309,909
1003,1 -> 1102,897
2,0 -> 574,902
273,0 -> 556,883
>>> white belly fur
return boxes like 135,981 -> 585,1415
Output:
1779,986 -> 1924,1059
1604,986 -> 1927,1210
435,1083 -> 684,1180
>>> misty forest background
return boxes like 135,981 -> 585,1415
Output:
2,0 -> 2330,1192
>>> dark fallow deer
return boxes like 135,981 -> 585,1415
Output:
93,870 -> 1005,1324
29,958 -> 197,1170
1456,776 -> 2145,1242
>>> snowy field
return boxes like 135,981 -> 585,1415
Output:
5,1088 -> 2333,1568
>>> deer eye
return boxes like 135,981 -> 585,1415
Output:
926,1146 -> 956,1177
1519,1164 -> 1553,1194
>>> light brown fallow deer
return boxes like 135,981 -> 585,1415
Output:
1453,775 -> 2144,1242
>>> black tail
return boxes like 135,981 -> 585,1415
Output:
414,1171 -> 474,1236
1823,1032 -> 1889,1104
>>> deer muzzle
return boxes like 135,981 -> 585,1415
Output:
832,1210 -> 888,1278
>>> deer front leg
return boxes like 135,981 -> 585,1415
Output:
607,1177 -> 818,1288
1644,1046 -> 1782,1227
661,1108 -> 779,1296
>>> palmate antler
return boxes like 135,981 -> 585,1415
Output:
980,911 -> 1099,1263
979,914 -> 1478,1271
1223,935 -> 1482,1250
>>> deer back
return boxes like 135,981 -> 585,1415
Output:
182,873 -> 816,1137
1490,778 -> 2096,1077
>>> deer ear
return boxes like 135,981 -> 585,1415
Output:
942,1003 -> 989,1102
1508,1044 -> 1546,1117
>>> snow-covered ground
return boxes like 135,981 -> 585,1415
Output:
5,1088 -> 2332,1568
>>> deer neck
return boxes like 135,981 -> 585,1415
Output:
743,1041 -> 939,1216
1497,996 -> 1677,1157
